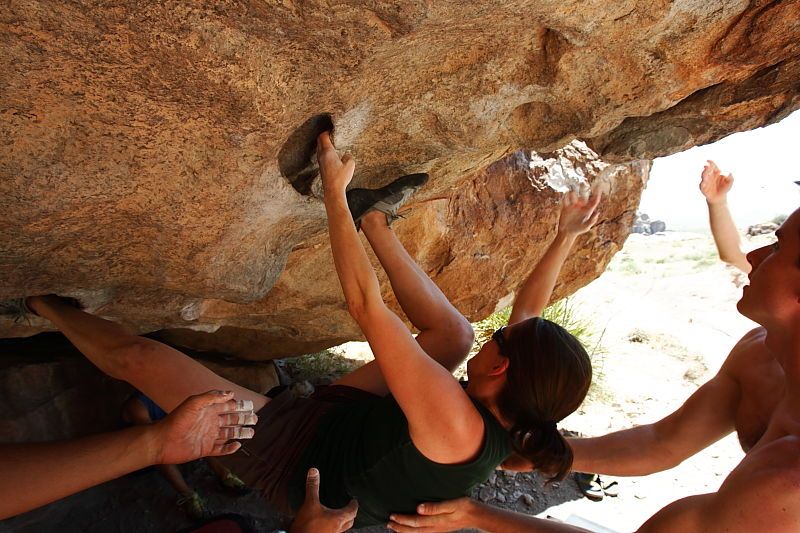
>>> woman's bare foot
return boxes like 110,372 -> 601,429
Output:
25,295 -> 82,318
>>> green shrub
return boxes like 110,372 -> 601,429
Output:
284,349 -> 362,382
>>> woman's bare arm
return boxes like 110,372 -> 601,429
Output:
317,133 -> 483,463
508,190 -> 601,325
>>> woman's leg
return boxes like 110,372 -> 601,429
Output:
334,211 -> 473,394
206,457 -> 230,480
28,295 -> 268,413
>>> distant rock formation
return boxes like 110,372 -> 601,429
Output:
747,222 -> 779,236
632,212 -> 667,235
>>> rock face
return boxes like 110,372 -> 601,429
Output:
158,145 -> 648,359
1,1 -> 798,357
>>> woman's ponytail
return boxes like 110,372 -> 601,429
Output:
495,317 -> 591,481
510,420 -> 573,481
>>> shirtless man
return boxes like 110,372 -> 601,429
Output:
389,207 -> 800,531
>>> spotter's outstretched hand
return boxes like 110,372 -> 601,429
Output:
699,160 -> 733,204
389,497 -> 478,532
317,131 -> 355,195
153,390 -> 257,465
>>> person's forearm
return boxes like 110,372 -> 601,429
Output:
509,232 -> 576,324
0,426 -> 159,519
469,501 -> 591,533
324,192 -> 384,318
707,200 -> 749,273
569,425 -> 679,476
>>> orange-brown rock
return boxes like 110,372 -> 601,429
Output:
1,1 -> 797,357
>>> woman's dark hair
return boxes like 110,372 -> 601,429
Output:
495,317 -> 592,481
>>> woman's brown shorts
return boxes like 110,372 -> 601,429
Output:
216,384 -> 377,514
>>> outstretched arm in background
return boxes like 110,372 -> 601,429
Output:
0,390 -> 256,519
699,160 -> 750,273
508,189 -> 601,325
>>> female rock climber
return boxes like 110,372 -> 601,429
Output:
17,131 -> 600,529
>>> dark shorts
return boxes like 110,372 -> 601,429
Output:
216,384 -> 378,515
135,392 -> 167,421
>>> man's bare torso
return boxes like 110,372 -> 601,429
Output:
723,327 -> 785,451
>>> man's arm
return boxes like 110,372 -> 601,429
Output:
508,190 -> 601,325
569,369 -> 739,476
0,390 -> 256,519
389,497 -> 591,533
391,445 -> 800,533
699,160 -> 750,273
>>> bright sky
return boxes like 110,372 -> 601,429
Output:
639,109 -> 800,231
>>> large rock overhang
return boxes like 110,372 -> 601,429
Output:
1,1 -> 798,357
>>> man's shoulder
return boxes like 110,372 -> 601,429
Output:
733,326 -> 768,352
722,327 -> 770,371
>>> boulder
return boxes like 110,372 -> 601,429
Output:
130,144 -> 649,360
747,222 -> 779,236
1,1 -> 798,356
649,220 -> 667,234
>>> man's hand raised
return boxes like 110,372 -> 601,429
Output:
699,160 -> 734,204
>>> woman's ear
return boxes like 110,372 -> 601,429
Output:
488,356 -> 510,377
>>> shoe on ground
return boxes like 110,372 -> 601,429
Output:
574,472 -> 604,502
220,471 -> 250,495
177,491 -> 208,521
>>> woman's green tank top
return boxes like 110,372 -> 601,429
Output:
288,389 -> 512,527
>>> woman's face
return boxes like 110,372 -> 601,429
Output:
466,326 -> 510,382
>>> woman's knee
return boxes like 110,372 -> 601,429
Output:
442,318 -> 475,368
454,318 -> 476,353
